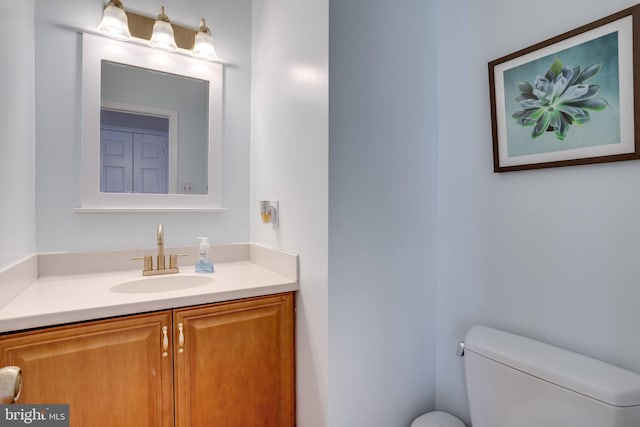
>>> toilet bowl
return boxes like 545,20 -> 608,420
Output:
410,411 -> 464,427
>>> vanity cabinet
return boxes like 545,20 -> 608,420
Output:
0,292 -> 295,427
0,311 -> 174,426
174,293 -> 295,426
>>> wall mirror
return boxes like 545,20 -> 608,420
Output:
80,33 -> 223,211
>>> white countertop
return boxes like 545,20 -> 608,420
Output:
0,246 -> 298,333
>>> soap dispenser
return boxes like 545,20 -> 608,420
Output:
195,237 -> 214,273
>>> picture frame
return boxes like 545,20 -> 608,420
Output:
489,5 -> 640,172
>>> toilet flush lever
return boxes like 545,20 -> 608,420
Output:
456,341 -> 465,357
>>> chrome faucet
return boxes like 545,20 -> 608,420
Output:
133,224 -> 183,276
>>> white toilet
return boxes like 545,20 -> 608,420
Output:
412,325 -> 640,427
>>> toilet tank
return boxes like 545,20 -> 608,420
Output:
464,326 -> 640,427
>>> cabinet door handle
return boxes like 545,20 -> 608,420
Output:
162,326 -> 169,357
178,323 -> 184,354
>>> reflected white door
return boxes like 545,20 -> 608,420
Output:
100,130 -> 133,192
133,133 -> 168,193
100,130 -> 168,193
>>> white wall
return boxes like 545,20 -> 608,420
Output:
34,0 -> 251,252
328,0 -> 439,425
0,0 -> 36,269
250,0 -> 328,425
436,0 -> 640,424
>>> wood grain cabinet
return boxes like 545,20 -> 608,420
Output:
0,311 -> 174,426
0,292 -> 295,427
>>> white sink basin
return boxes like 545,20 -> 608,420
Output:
111,275 -> 213,294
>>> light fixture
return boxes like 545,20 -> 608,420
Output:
98,0 -> 131,40
192,18 -> 218,61
150,6 -> 177,51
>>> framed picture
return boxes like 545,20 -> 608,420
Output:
489,5 -> 640,172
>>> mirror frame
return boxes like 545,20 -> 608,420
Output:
79,32 -> 224,211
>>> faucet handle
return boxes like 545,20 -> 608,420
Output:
169,254 -> 190,270
131,255 -> 153,272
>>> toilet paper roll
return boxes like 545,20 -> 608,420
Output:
0,366 -> 22,404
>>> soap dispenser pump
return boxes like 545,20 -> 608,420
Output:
195,237 -> 214,273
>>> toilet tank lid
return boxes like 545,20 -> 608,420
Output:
465,326 -> 640,407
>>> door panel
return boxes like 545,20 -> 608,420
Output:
134,134 -> 168,194
0,312 -> 174,427
174,293 -> 295,427
100,130 -> 133,192
100,129 -> 168,194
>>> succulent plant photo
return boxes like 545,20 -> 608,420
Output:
512,58 -> 608,141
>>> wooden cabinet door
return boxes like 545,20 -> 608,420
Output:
174,293 -> 295,427
0,312 -> 174,427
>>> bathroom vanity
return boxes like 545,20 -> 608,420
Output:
0,244 -> 298,426
0,293 -> 294,426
